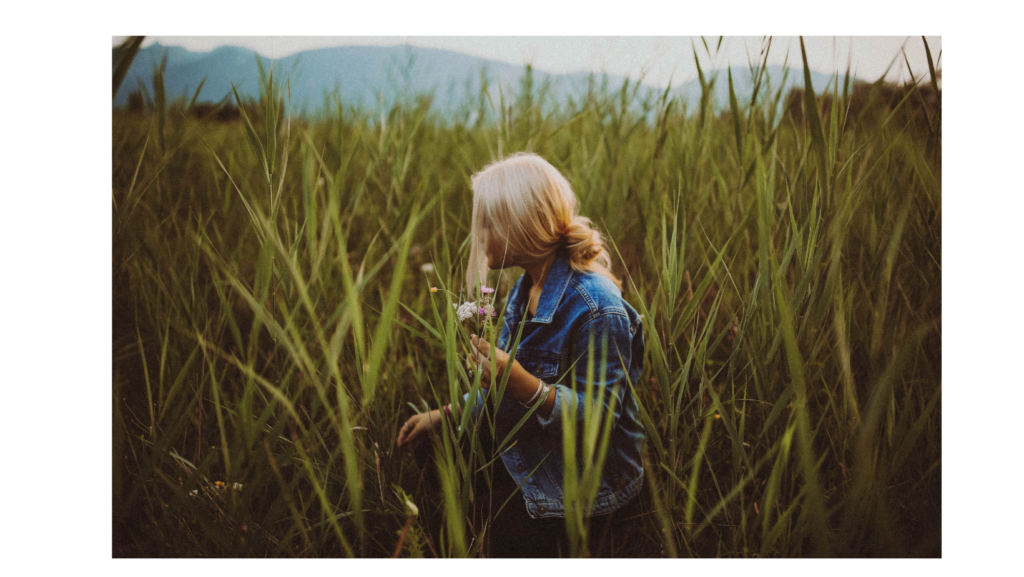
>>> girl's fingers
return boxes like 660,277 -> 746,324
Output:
469,345 -> 488,367
471,334 -> 491,355
404,429 -> 416,446
398,417 -> 419,448
478,344 -> 490,361
472,335 -> 506,368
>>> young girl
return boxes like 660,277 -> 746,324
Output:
396,152 -> 647,557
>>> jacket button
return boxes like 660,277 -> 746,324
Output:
516,464 -> 526,473
538,505 -> 547,513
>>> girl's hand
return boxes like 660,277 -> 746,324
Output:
468,334 -> 510,389
396,410 -> 443,451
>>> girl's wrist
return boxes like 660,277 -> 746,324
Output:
521,377 -> 545,406
510,362 -> 537,404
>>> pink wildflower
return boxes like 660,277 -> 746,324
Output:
481,286 -> 495,294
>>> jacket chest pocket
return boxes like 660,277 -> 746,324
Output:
514,348 -> 561,381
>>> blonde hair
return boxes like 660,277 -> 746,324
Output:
466,152 -> 621,295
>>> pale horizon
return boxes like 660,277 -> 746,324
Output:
113,36 -> 942,89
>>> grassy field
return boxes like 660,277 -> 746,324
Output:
112,38 -> 941,557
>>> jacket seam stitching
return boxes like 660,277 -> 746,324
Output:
567,278 -> 598,314
527,471 -> 644,510
568,310 -> 630,355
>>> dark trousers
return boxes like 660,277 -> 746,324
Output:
412,429 -> 655,558
484,457 -> 649,557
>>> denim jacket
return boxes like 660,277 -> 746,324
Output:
471,247 -> 646,519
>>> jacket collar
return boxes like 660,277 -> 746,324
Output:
526,247 -> 573,324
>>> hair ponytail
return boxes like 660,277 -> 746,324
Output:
561,215 -> 620,290
469,152 -> 623,294
561,215 -> 601,264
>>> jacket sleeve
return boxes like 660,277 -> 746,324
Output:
535,311 -> 638,434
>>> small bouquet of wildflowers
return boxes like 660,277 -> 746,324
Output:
430,284 -> 500,385
433,285 -> 498,333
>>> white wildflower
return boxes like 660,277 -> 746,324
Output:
420,263 -> 435,273
454,301 -> 477,322
232,482 -> 244,491
189,489 -> 198,497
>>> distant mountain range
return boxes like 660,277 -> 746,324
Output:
114,43 -> 849,118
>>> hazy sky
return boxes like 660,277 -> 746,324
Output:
113,36 -> 941,88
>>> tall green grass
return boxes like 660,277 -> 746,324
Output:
112,37 -> 941,557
